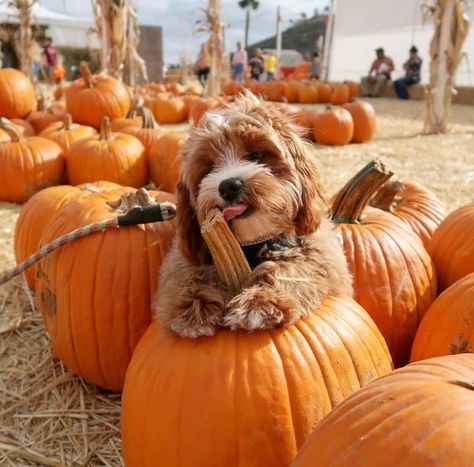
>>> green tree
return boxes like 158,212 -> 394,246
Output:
238,0 -> 260,49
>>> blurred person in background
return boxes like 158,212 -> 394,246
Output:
193,43 -> 210,86
249,47 -> 264,81
263,49 -> 277,81
43,37 -> 57,80
394,46 -> 422,100
360,47 -> 394,97
231,41 -> 247,83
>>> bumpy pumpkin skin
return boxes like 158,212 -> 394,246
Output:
411,273 -> 474,361
0,68 -> 36,119
428,203 -> 474,291
121,296 -> 392,467
0,133 -> 64,203
292,354 -> 474,467
35,189 -> 177,391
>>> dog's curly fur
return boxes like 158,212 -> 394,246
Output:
155,92 -> 352,338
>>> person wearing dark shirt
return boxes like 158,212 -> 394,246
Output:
43,37 -> 58,80
249,48 -> 264,81
394,46 -> 422,100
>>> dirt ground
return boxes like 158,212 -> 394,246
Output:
0,97 -> 473,465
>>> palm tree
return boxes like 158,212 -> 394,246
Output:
238,0 -> 259,49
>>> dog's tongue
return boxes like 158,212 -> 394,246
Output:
222,204 -> 248,221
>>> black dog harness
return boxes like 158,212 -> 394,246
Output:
241,236 -> 300,269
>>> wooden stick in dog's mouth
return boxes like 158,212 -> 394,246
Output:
201,208 -> 251,292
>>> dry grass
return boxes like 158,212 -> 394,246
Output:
0,97 -> 473,465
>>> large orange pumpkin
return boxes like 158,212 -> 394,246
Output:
293,354 -> 474,467
122,296 -> 392,467
66,61 -> 131,129
411,273 -> 474,361
331,160 -> 437,366
188,97 -> 221,126
36,188 -> 176,391
66,116 -> 147,187
265,81 -> 286,102
148,132 -> 185,192
313,106 -> 354,145
428,202 -> 474,291
342,100 -> 376,143
146,95 -> 186,124
371,180 -> 447,249
0,68 -> 36,119
14,181 -> 120,290
0,118 -> 64,203
40,114 -> 97,154
329,83 -> 350,105
284,81 -> 300,103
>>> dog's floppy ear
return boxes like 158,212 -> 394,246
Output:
176,180 -> 209,265
292,141 -> 327,236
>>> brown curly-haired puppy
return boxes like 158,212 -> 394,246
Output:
155,92 -> 352,338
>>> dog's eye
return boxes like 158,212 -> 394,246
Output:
246,151 -> 265,162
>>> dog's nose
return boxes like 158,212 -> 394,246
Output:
218,178 -> 244,202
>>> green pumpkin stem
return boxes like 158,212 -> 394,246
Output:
331,159 -> 393,224
80,61 -> 94,88
100,116 -> 113,141
370,180 -> 405,213
0,117 -> 25,143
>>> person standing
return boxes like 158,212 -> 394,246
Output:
249,48 -> 264,81
360,47 -> 395,97
43,37 -> 58,81
394,46 -> 422,100
310,51 -> 321,79
232,41 -> 247,83
263,50 -> 277,81
193,43 -> 211,86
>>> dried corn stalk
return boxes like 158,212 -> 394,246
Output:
91,0 -> 147,84
201,208 -> 251,292
424,0 -> 470,134
195,0 -> 223,96
5,0 -> 38,79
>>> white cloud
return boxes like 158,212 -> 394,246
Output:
41,0 -> 329,64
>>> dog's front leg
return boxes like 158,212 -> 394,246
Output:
223,261 -> 311,332
156,256 -> 229,338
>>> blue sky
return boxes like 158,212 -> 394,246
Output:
42,0 -> 329,64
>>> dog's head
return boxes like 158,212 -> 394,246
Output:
177,91 -> 327,265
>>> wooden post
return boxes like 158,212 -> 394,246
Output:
322,0 -> 337,81
424,0 -> 470,134
206,0 -> 223,96
275,5 -> 282,79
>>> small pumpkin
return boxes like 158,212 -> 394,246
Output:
297,83 -> 319,104
223,81 -> 245,97
315,82 -> 332,103
147,95 -> 186,124
331,160 -> 437,366
265,81 -> 286,102
293,110 -> 319,141
66,116 -> 147,187
27,97 -> 66,133
342,100 -> 376,143
188,97 -> 220,126
411,273 -> 474,361
120,106 -> 163,156
110,97 -> 144,132
0,118 -> 64,203
313,106 -> 354,146
66,61 -> 131,129
14,181 -> 120,289
122,296 -> 392,467
149,132 -> 185,192
428,202 -> 474,291
293,354 -> 474,467
345,80 -> 360,100
329,83 -> 350,105
36,188 -> 177,391
284,81 -> 300,103
40,113 -> 97,154
371,180 -> 447,249
0,68 -> 36,119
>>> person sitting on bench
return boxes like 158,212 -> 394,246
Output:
394,46 -> 422,100
360,47 -> 395,97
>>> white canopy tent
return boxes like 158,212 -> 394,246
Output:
327,0 -> 473,86
0,3 -> 98,48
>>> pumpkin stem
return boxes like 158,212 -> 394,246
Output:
331,159 -> 394,224
126,96 -> 144,118
100,116 -> 113,141
80,61 -> 94,88
449,379 -> 474,391
63,113 -> 73,131
0,118 -> 25,143
138,105 -> 158,129
370,181 -> 406,212
106,188 -> 158,212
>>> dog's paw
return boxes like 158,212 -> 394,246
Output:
223,286 -> 303,332
245,261 -> 277,287
168,294 -> 224,338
